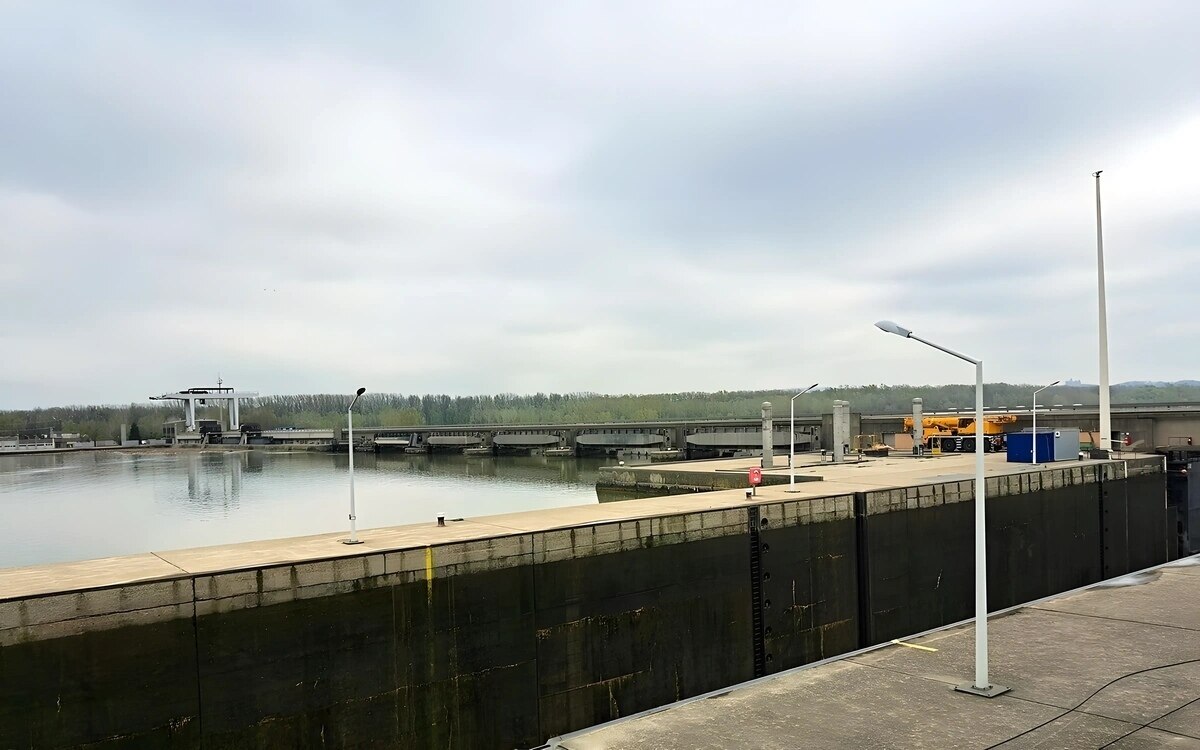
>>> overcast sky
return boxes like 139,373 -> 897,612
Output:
2,2 -> 1198,408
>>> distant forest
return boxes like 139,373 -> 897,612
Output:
3,383 -> 1199,442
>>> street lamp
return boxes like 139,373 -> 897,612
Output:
1032,380 -> 1061,465
343,387 -> 367,545
874,321 -> 1007,698
789,383 -> 820,492
1094,171 -> 1111,455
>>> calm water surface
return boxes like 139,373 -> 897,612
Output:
0,449 -> 616,569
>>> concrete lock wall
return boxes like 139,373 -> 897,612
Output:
0,459 -> 1167,749
857,457 -> 1167,644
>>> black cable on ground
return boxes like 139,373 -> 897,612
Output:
985,657 -> 1200,749
1095,694 -> 1200,750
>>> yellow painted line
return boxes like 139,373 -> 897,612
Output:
425,547 -> 434,605
891,639 -> 938,652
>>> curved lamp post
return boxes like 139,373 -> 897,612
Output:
343,387 -> 367,545
874,321 -> 1007,698
1032,381 -> 1061,465
789,383 -> 819,492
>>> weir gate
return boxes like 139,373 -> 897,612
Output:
364,418 -> 818,458
0,454 -> 1174,749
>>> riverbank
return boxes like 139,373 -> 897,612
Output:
0,443 -> 168,457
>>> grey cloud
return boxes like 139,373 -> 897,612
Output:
2,2 -> 1199,407
564,52 -> 1196,256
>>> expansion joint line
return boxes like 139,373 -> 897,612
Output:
150,551 -> 189,576
1026,604 -> 1200,634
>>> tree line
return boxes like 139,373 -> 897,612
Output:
2,383 -> 1198,441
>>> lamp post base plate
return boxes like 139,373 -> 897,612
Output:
341,538 -> 364,545
954,682 -> 1010,698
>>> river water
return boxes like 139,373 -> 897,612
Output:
0,449 -> 618,570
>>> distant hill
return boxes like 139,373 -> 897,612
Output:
1115,380 -> 1200,388
1065,379 -> 1200,388
4,382 -> 1200,441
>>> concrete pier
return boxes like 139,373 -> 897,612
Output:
760,402 -> 774,468
0,453 -> 1170,748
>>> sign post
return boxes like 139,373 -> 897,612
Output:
748,467 -> 763,495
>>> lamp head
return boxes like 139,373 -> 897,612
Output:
1048,380 -> 1061,388
356,387 -> 367,397
874,320 -> 912,338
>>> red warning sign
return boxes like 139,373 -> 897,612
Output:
748,467 -> 763,486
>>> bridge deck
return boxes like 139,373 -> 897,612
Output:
553,555 -> 1200,749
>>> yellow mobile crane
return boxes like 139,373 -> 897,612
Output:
902,414 -> 1017,453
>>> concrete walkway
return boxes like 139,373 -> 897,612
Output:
554,556 -> 1200,749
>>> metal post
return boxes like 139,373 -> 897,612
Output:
345,405 -> 360,544
873,320 -> 1007,697
1095,171 -> 1111,455
1031,381 -> 1060,466
972,359 -> 989,692
789,384 -> 819,492
1032,392 -> 1037,466
343,386 -> 366,545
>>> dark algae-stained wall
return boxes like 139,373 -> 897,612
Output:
855,459 -> 1166,644
0,457 -> 1167,749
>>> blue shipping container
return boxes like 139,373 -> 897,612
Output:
1007,431 -> 1056,463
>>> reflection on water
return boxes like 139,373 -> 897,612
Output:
0,450 -> 616,569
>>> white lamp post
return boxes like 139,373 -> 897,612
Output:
1094,171 -> 1111,455
343,387 -> 367,545
789,383 -> 820,492
1032,380 -> 1060,465
875,321 -> 1008,697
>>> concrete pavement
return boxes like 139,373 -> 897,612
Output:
553,555 -> 1200,749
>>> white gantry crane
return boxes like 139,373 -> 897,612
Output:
149,386 -> 259,432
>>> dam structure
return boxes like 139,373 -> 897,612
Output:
0,450 -> 1176,748
353,402 -> 1200,457
149,402 -> 1200,458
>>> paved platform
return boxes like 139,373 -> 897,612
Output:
552,555 -> 1200,749
613,450 -> 1142,498
0,452 -> 1150,599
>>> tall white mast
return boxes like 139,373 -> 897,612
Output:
1094,170 -> 1111,454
